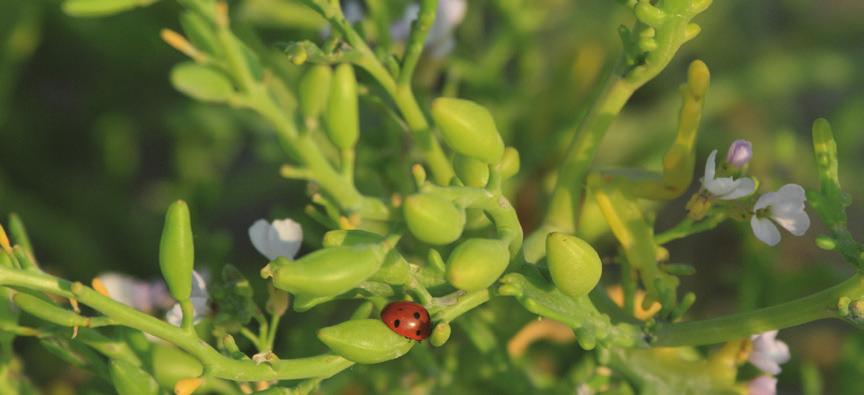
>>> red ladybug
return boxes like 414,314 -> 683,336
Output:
380,301 -> 432,341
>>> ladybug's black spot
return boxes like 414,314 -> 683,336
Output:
413,312 -> 420,319
416,330 -> 421,336
394,319 -> 400,328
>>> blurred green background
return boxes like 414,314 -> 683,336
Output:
1,0 -> 863,393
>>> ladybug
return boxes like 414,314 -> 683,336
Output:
380,301 -> 433,341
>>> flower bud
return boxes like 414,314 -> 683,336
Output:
170,63 -> 235,103
453,155 -> 489,188
403,193 -> 465,245
317,319 -> 414,364
545,233 -> 602,297
446,238 -> 510,291
159,200 -> 195,302
299,64 -> 332,121
725,139 -> 752,168
110,360 -> 159,395
324,63 -> 359,149
263,243 -> 388,297
431,98 -> 505,164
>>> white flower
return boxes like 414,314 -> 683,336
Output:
702,150 -> 756,199
749,331 -> 790,375
249,218 -> 303,261
747,376 -> 777,395
390,0 -> 467,58
165,271 -> 210,327
750,184 -> 810,246
96,272 -> 173,313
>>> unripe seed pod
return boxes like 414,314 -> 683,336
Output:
299,64 -> 332,121
159,200 -> 195,302
430,322 -> 451,347
321,230 -> 410,285
324,63 -> 359,149
322,229 -> 383,248
150,345 -> 203,388
13,293 -> 89,327
317,319 -> 414,364
499,147 -> 521,179
431,98 -> 505,164
403,193 -> 465,245
446,238 -> 510,291
170,63 -> 234,103
453,155 -> 490,188
545,233 -> 602,297
110,359 -> 159,395
264,244 -> 388,297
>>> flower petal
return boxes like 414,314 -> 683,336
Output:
703,149 -> 718,184
191,270 -> 208,298
751,216 -> 781,246
775,184 -> 806,202
772,210 -> 810,236
747,376 -> 777,395
98,273 -> 154,312
717,177 -> 756,200
249,219 -> 274,260
705,176 -> 738,196
270,219 -> 303,259
754,191 -> 778,210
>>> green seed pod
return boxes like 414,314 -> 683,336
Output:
453,155 -> 490,188
299,65 -> 333,121
499,147 -> 521,179
150,345 -> 203,388
170,62 -> 235,103
430,322 -> 451,347
431,98 -> 505,164
322,229 -> 383,248
264,244 -> 388,297
446,238 -> 510,291
370,251 -> 412,285
403,193 -> 465,245
159,200 -> 195,302
110,359 -> 159,395
545,233 -> 602,297
293,293 -> 335,312
317,319 -> 414,364
324,63 -> 359,149
62,0 -> 147,17
13,293 -> 89,327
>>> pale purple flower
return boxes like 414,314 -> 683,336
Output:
96,273 -> 173,313
726,139 -> 753,168
249,218 -> 303,261
165,271 -> 210,326
749,331 -> 790,375
390,0 -> 467,58
748,376 -> 777,395
750,184 -> 810,246
702,150 -> 756,199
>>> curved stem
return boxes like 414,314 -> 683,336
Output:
649,274 -> 864,347
0,266 -> 354,381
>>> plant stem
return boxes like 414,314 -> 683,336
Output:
649,274 -> 864,347
0,266 -> 354,381
655,212 -> 726,245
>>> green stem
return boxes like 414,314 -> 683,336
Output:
265,313 -> 282,352
0,266 -> 354,381
434,289 -> 490,323
655,212 -> 726,245
180,299 -> 195,334
649,274 -> 864,347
